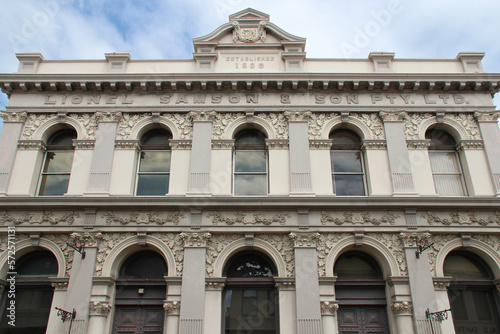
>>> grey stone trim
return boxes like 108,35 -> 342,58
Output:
456,139 -> 484,150
406,139 -> 430,150
17,140 -> 46,151
266,139 -> 289,150
170,140 -> 192,150
115,140 -> 140,150
211,139 -> 234,150
73,139 -> 95,149
320,301 -> 339,316
309,139 -> 332,150
362,139 -> 387,150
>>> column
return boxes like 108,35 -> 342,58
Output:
433,279 -> 455,334
66,140 -> 95,195
475,112 -> 500,196
0,112 -> 25,195
86,112 -> 120,194
47,278 -> 69,334
406,140 -> 435,196
267,139 -> 290,195
457,140 -> 495,196
169,140 -> 192,195
204,278 -> 226,334
275,279 -> 297,334
109,140 -> 139,195
392,301 -> 415,334
362,140 -> 392,195
87,301 -> 112,334
286,112 -> 314,195
379,111 -> 417,195
320,301 -> 339,334
290,232 -> 322,334
210,140 -> 233,195
7,140 -> 45,195
164,277 -> 182,334
309,140 -> 333,195
187,112 -> 213,194
178,232 -> 211,334
399,233 -> 439,331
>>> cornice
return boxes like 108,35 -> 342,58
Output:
1,72 -> 499,94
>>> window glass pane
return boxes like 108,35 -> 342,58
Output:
334,175 -> 365,196
429,152 -> 460,173
137,175 -> 169,196
235,131 -> 266,147
38,174 -> 70,196
48,130 -> 76,145
444,254 -> 490,279
335,253 -> 381,279
141,130 -> 171,145
448,289 -> 468,320
226,253 -> 275,278
42,151 -> 74,173
234,175 -> 267,196
330,129 -> 361,147
474,290 -> 494,321
331,151 -> 362,173
17,251 -> 58,277
235,151 -> 266,172
119,250 -> 167,279
434,175 -> 464,196
139,151 -> 171,172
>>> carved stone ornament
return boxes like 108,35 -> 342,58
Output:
206,280 -> 226,291
17,140 -> 46,151
212,140 -> 234,150
70,232 -> 103,247
433,279 -> 451,291
406,140 -> 430,150
422,211 -> 500,226
116,113 -> 194,140
320,301 -> 339,315
180,232 -> 211,247
392,301 -> 413,316
0,111 -> 27,122
163,301 -> 181,315
51,281 -> 69,291
361,140 -> 387,150
289,232 -> 320,247
169,140 -> 192,150
474,111 -> 500,122
456,140 -> 484,150
404,113 -> 434,140
115,140 -> 140,150
274,281 -> 295,291
447,113 -> 482,140
266,139 -> 289,150
206,234 -> 241,277
232,21 -> 266,43
95,111 -> 122,122
309,139 -> 332,150
321,211 -> 400,226
212,113 -> 243,139
89,301 -> 112,316
209,211 -> 290,225
379,111 -> 407,122
257,113 -> 288,139
103,211 -> 185,225
284,110 -> 312,122
398,232 -> 431,247
188,110 -> 217,121
73,140 -> 95,149
69,113 -> 98,139
0,211 -> 79,225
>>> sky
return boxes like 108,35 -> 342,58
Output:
1,0 -> 500,133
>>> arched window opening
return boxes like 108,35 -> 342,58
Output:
113,250 -> 168,334
38,128 -> 77,196
0,251 -> 58,333
136,129 -> 172,196
426,128 -> 466,196
223,252 -> 279,333
233,129 -> 268,196
444,251 -> 500,332
330,129 -> 366,196
334,251 -> 389,334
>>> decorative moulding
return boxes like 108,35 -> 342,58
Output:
105,52 -> 131,73
456,52 -> 484,73
16,53 -> 44,74
369,52 -> 395,73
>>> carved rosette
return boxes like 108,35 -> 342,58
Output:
289,232 -> 320,247
17,140 -> 46,151
212,140 -> 234,150
320,301 -> 339,316
309,139 -> 332,150
379,111 -> 407,122
266,139 -> 289,150
163,301 -> 181,315
406,140 -> 430,150
392,301 -> 413,316
180,232 -> 212,247
115,140 -> 140,150
95,111 -> 122,122
89,301 -> 112,317
475,111 -> 500,122
1,111 -> 27,122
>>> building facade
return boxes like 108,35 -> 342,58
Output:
0,8 -> 500,334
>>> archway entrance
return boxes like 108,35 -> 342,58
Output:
335,251 -> 389,334
0,250 -> 58,334
112,250 -> 167,334
222,252 -> 279,333
444,251 -> 500,333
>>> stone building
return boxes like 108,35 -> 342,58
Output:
0,8 -> 499,334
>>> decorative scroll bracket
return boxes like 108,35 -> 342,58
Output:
425,308 -> 451,322
415,236 -> 434,259
66,239 -> 86,259
55,307 -> 76,322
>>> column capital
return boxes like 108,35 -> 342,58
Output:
0,111 -> 28,123
180,232 -> 211,247
95,111 -> 122,122
163,300 -> 181,315
379,110 -> 407,122
320,301 -> 339,316
392,301 -> 413,316
188,110 -> 217,121
50,277 -> 70,291
284,110 -> 312,122
289,232 -> 320,247
206,278 -> 226,291
89,301 -> 112,317
398,232 -> 431,247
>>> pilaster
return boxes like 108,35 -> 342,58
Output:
0,114 -> 25,194
475,112 -> 500,195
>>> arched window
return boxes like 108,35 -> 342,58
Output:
426,128 -> 466,196
233,129 -> 267,196
38,128 -> 77,196
330,129 -> 366,196
444,251 -> 500,331
0,251 -> 58,333
136,129 -> 172,196
223,252 -> 279,333
113,250 -> 167,334
334,251 -> 389,334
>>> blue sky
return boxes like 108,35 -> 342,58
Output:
1,0 -> 500,133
